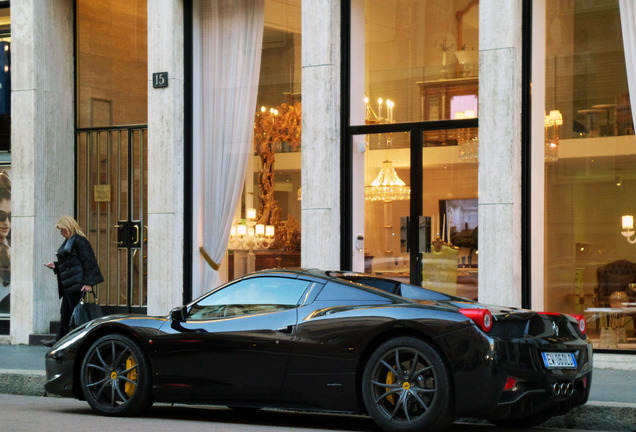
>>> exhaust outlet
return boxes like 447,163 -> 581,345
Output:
551,381 -> 574,397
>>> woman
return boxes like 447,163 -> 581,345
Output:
41,216 -> 104,347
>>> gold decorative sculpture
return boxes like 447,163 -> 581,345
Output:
253,102 -> 301,226
252,102 -> 302,252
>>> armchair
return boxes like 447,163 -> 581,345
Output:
595,259 -> 636,307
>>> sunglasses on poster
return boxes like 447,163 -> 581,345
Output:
0,211 -> 10,223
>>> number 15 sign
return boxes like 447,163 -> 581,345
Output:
153,72 -> 169,89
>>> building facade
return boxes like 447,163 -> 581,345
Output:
3,0 -> 636,366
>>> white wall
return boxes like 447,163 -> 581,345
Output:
146,0 -> 186,315
301,0 -> 342,270
10,0 -> 75,344
478,0 -> 524,308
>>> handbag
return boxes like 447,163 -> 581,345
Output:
69,290 -> 104,328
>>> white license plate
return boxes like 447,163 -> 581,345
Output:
541,352 -> 577,369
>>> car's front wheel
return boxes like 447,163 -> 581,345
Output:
362,337 -> 453,432
80,334 -> 153,416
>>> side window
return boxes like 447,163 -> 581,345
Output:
188,276 -> 310,320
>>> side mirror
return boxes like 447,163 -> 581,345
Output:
170,305 -> 187,323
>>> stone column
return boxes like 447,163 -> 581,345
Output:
301,0 -> 341,270
478,1 -> 524,307
146,0 -> 186,315
10,0 -> 75,343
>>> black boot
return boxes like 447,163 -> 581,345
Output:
41,338 -> 57,347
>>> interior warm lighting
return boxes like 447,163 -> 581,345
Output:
621,214 -> 636,244
364,95 -> 395,124
545,109 -> 562,162
365,160 -> 411,202
265,225 -> 275,237
229,209 -> 275,251
548,109 -> 563,125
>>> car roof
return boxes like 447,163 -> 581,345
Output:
243,268 -> 413,303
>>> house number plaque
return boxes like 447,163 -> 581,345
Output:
152,72 -> 169,88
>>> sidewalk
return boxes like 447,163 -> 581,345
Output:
0,343 -> 635,431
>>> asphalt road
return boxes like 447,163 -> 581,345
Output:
0,393 -> 609,432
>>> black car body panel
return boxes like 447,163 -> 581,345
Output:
44,269 -> 592,427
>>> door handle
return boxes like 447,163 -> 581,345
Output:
133,224 -> 140,245
277,325 -> 294,334
114,224 -> 124,246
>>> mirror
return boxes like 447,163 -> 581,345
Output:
455,0 -> 479,77
457,0 -> 479,51
170,305 -> 187,323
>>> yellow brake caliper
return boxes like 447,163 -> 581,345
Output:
386,369 -> 396,405
125,356 -> 137,397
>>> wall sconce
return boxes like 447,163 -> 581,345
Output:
544,109 -> 563,162
621,214 -> 636,244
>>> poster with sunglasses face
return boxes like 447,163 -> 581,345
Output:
0,169 -> 11,316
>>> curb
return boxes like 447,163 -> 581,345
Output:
0,369 -> 46,397
542,402 -> 636,432
1,370 -> 635,431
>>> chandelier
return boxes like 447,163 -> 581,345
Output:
228,208 -> 275,251
365,160 -> 411,202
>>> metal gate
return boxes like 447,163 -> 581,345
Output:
76,125 -> 148,314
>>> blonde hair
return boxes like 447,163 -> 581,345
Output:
56,216 -> 86,238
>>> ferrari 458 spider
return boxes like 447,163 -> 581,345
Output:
45,269 -> 592,432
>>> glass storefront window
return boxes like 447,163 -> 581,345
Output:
351,1 -> 479,299
543,0 -> 636,351
225,0 -> 301,280
351,0 -> 479,126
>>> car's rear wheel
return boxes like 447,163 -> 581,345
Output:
80,334 -> 153,416
362,337 -> 453,432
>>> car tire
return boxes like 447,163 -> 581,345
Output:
80,334 -> 154,416
362,336 -> 454,432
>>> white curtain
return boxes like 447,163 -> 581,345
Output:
620,0 -> 636,133
197,0 -> 265,298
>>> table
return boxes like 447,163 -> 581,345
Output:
591,103 -> 617,136
585,307 -> 636,348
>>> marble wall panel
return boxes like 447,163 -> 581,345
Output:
479,47 -> 522,205
301,0 -> 342,270
478,0 -> 524,308
301,208 -> 341,270
146,1 -> 186,316
479,0 -> 522,51
147,212 -> 184,315
302,0 -> 340,67
478,203 -> 522,307
10,0 -> 75,343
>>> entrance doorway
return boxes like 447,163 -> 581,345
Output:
76,126 -> 148,314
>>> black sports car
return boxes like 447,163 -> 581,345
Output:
45,269 -> 592,432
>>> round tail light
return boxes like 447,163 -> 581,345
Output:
459,308 -> 493,332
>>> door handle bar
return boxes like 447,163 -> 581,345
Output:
133,224 -> 140,245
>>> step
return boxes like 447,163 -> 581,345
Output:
29,333 -> 56,346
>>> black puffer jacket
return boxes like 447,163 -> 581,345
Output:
54,234 -> 104,297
